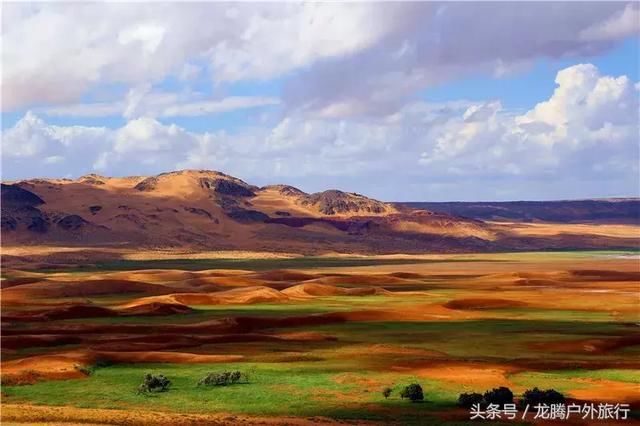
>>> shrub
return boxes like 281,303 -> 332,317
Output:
521,388 -> 565,407
400,383 -> 424,402
483,386 -> 513,407
382,387 -> 393,399
138,373 -> 171,394
458,392 -> 484,408
197,370 -> 246,387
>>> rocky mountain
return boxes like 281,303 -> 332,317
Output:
2,170 -> 638,254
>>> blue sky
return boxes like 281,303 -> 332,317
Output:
2,2 -> 639,201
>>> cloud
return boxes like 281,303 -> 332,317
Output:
580,3 -> 640,41
2,2 -> 637,113
283,2 -> 639,117
159,97 -> 280,118
2,64 -> 638,201
38,93 -> 279,119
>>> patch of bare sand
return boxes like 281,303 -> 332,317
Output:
1,404 -> 367,426
1,351 -> 92,381
397,361 -> 521,389
570,379 -> 640,403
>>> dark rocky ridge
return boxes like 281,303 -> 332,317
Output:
300,190 -> 388,215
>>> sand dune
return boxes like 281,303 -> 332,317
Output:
122,286 -> 291,307
119,302 -> 194,316
306,274 -> 418,287
282,283 -> 351,297
249,270 -> 318,282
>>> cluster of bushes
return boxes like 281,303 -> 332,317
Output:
197,370 -> 248,387
458,386 -> 565,408
381,383 -> 424,402
138,373 -> 171,394
137,371 -> 250,395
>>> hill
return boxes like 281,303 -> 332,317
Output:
2,170 -> 638,255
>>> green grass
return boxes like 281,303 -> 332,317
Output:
2,362 -> 452,420
29,256 -> 494,273
2,361 -> 531,425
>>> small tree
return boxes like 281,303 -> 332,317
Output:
138,373 -> 171,394
400,383 -> 424,402
483,386 -> 513,407
458,392 -> 483,408
382,387 -> 393,399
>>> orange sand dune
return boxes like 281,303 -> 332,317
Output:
1,351 -> 93,381
282,283 -> 351,297
202,276 -> 272,288
248,269 -> 318,282
307,274 -> 418,287
281,283 -> 391,297
119,302 -> 194,316
102,269 -> 201,283
121,286 -> 291,307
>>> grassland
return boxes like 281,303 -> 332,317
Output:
2,251 -> 639,425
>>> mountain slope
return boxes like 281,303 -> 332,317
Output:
2,170 -> 638,254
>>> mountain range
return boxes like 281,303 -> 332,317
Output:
2,170 -> 638,254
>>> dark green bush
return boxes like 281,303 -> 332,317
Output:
197,370 -> 246,387
400,383 -> 424,402
458,392 -> 484,408
521,388 -> 565,407
138,373 -> 171,394
483,386 -> 513,407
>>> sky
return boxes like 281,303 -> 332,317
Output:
1,2 -> 639,201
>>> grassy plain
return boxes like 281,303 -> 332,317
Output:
2,251 -> 639,424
